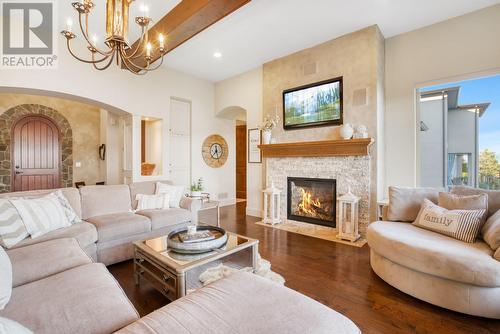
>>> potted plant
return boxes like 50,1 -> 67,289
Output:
190,178 -> 204,197
259,114 -> 280,144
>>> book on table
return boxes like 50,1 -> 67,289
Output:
179,231 -> 215,243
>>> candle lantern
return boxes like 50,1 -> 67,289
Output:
337,187 -> 360,242
262,182 -> 282,225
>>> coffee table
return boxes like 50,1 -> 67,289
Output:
133,231 -> 259,301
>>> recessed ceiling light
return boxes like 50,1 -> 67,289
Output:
213,52 -> 222,58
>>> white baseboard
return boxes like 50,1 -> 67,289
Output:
218,198 -> 237,207
246,207 -> 262,218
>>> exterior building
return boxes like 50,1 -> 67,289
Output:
419,87 -> 490,188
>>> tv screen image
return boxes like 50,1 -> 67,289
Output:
283,77 -> 342,129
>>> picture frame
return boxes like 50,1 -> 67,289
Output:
283,77 -> 343,130
248,128 -> 262,163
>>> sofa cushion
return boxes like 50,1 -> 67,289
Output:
136,194 -> 170,211
0,187 -> 82,219
0,247 -> 12,310
451,186 -> 500,218
0,316 -> 32,334
80,185 -> 133,220
7,238 -> 91,288
136,208 -> 191,230
483,209 -> 500,250
86,213 -> 151,243
413,199 -> 486,243
367,221 -> 500,287
438,192 -> 488,222
0,199 -> 29,249
0,263 -> 139,334
10,194 -> 71,239
10,222 -> 97,250
155,183 -> 184,208
115,271 -> 360,334
495,247 -> 500,261
386,186 -> 441,222
129,181 -> 172,210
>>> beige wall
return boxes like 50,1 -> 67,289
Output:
262,26 -> 385,220
0,93 -> 102,186
385,4 -> 500,190
215,67 -> 263,216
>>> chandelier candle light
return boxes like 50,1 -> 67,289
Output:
61,0 -> 167,74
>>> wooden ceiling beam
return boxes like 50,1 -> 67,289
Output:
127,0 -> 251,69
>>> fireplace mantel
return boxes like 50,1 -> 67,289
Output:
258,138 -> 373,158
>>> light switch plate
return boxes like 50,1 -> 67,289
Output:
75,162 -> 82,168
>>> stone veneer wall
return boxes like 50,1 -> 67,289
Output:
0,104 -> 73,193
262,25 -> 384,221
266,156 -> 371,236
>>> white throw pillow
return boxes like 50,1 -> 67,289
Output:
136,194 -> 170,211
0,317 -> 33,334
53,190 -> 82,225
155,182 -> 184,208
413,199 -> 486,243
0,247 -> 12,310
10,194 -> 71,239
0,199 -> 29,249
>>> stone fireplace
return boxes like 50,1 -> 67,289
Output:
260,139 -> 373,236
287,177 -> 336,227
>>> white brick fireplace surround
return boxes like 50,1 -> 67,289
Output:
260,139 -> 373,236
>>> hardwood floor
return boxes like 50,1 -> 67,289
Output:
109,202 -> 500,334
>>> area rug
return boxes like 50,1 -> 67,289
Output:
198,253 -> 285,286
255,220 -> 367,248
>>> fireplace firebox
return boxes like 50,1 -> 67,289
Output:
287,177 -> 336,227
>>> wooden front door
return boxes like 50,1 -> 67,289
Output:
12,116 -> 61,191
236,124 -> 247,199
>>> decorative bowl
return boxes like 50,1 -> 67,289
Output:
167,226 -> 228,254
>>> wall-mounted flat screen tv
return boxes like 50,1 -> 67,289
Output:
283,77 -> 343,130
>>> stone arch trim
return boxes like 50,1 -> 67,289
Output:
0,104 -> 73,193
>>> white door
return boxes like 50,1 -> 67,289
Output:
169,98 -> 191,188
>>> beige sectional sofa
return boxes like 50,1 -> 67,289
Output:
0,182 -> 361,333
0,181 -> 200,265
367,186 -> 500,319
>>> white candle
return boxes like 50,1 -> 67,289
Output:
146,43 -> 152,57
158,34 -> 164,49
66,18 -> 73,32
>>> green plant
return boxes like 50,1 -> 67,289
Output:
190,177 -> 204,192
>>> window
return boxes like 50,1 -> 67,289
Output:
419,75 -> 500,190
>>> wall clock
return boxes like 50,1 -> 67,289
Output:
202,134 -> 228,168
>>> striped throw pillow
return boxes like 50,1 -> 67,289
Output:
0,199 -> 29,248
136,194 -> 170,211
10,194 -> 71,239
413,199 -> 486,243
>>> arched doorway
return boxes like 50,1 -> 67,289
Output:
217,106 -> 248,201
12,115 -> 61,191
0,104 -> 73,193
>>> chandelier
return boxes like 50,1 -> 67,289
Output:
61,0 -> 166,75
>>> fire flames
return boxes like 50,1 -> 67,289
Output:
298,188 -> 321,216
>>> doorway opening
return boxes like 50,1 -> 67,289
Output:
418,74 -> 500,190
217,106 -> 247,203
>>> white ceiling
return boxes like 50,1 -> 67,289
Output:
62,0 -> 500,82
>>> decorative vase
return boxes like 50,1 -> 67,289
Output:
263,130 -> 272,144
191,191 -> 202,197
340,124 -> 354,140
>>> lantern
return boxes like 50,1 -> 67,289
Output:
262,182 -> 281,225
337,187 -> 360,242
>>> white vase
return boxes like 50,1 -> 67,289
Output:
340,124 -> 354,140
263,130 -> 272,144
191,191 -> 202,197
